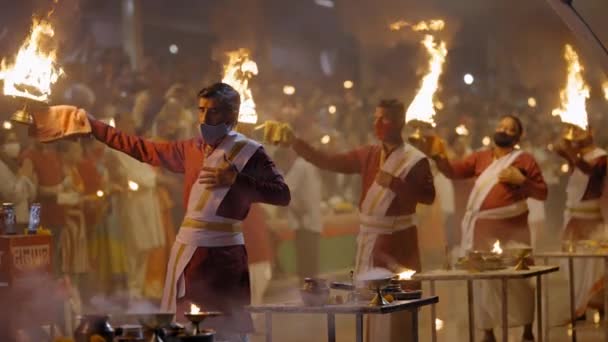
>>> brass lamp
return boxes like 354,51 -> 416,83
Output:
10,99 -> 47,125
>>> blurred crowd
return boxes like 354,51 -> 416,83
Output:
2,34 -> 608,314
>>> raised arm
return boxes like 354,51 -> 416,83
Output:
292,138 -> 361,174
433,152 -> 478,180
28,105 -> 187,173
89,119 -> 186,173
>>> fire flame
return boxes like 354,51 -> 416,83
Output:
390,19 -> 445,32
398,269 -> 417,280
96,190 -> 104,198
0,19 -> 63,102
492,240 -> 503,255
552,44 -> 589,130
190,304 -> 201,314
603,81 -> 608,101
405,34 -> 447,126
221,49 -> 258,124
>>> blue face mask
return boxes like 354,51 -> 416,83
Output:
200,123 -> 230,145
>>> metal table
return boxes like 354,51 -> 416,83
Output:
413,265 -> 559,342
535,251 -> 608,342
247,297 -> 438,342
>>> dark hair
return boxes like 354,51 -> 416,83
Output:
500,114 -> 524,137
377,99 -> 405,122
198,82 -> 241,116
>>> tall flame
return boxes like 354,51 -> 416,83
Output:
405,34 -> 447,126
221,49 -> 258,124
492,240 -> 503,255
390,19 -> 445,32
552,44 -> 589,130
0,19 -> 63,102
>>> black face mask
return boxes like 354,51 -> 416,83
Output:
493,132 -> 518,148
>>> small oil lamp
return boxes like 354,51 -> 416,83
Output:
184,304 -> 222,336
10,99 -> 48,126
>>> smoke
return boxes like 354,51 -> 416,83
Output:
0,272 -> 70,340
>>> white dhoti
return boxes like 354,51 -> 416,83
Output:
458,150 -> 535,329
357,144 -> 425,342
474,279 -> 535,329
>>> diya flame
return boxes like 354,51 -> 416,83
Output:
552,44 -> 589,130
492,240 -> 503,255
190,303 -> 201,314
221,49 -> 259,124
398,268 -> 417,280
0,18 -> 63,102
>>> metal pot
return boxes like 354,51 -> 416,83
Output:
300,278 -> 330,306
74,314 -> 114,342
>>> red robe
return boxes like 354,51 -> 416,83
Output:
443,149 -> 547,248
294,140 -> 435,277
89,119 -> 289,333
21,147 -> 65,228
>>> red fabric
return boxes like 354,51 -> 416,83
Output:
77,158 -> 103,194
293,140 -> 435,215
242,204 -> 272,263
77,157 -> 106,229
21,148 -> 66,227
89,119 -> 290,219
372,227 -> 421,289
446,149 -> 548,210
175,245 -> 253,333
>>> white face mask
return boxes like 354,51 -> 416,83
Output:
2,142 -> 21,158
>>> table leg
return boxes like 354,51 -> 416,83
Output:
430,280 -> 437,342
265,312 -> 272,342
536,275 -> 543,342
543,257 -> 550,340
411,309 -> 419,342
327,313 -> 336,342
501,278 -> 508,342
604,257 -> 608,342
467,279 -> 475,342
356,313 -> 363,342
568,256 -> 577,342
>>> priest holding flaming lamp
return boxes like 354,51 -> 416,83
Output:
553,44 -> 608,321
6,42 -> 290,342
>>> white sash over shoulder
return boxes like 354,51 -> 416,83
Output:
161,131 -> 260,313
460,150 -> 525,253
